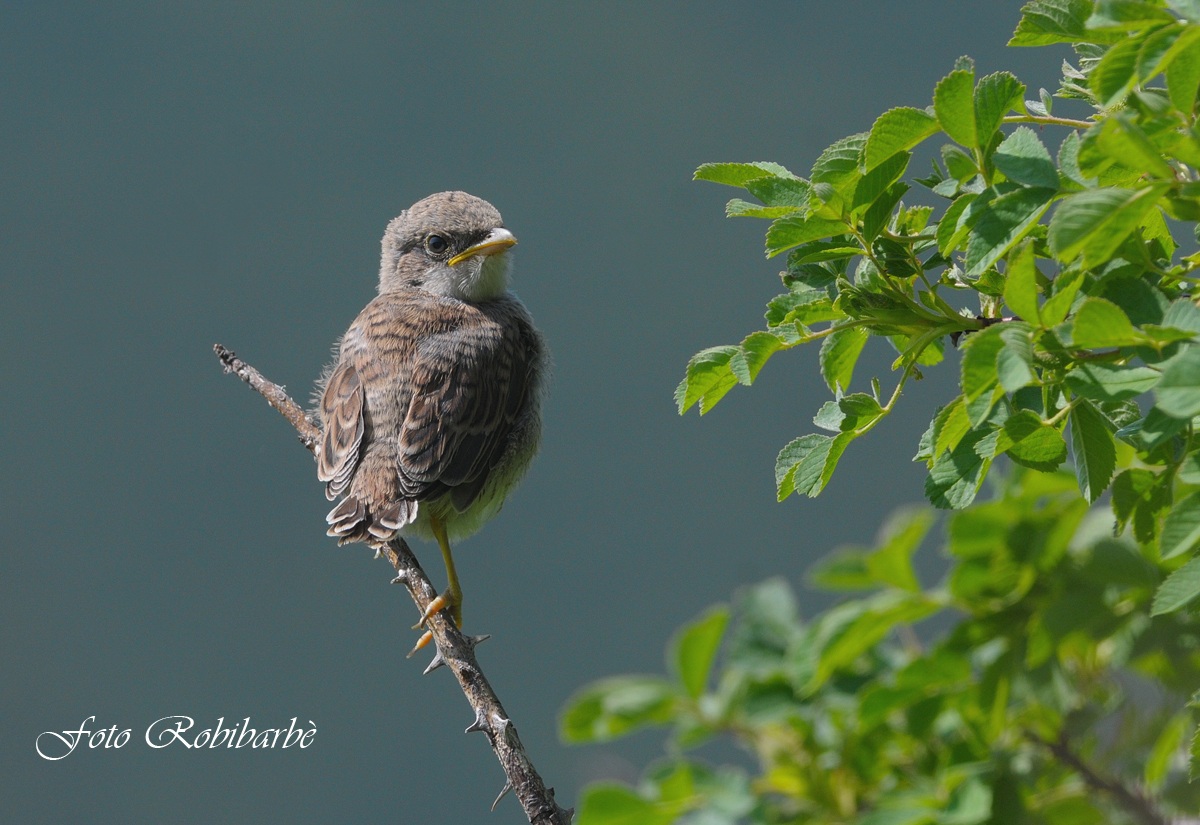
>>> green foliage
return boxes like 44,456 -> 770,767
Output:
573,2 -> 1200,823
564,473 -> 1200,823
673,0 -> 1200,622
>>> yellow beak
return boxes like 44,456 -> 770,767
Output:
447,227 -> 517,267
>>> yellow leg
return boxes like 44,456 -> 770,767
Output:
412,514 -> 464,629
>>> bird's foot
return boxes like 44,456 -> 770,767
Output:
411,584 -> 463,630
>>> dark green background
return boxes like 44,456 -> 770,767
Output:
2,3 -> 1061,822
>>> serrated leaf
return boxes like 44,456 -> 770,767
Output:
852,151 -> 911,212
1168,32 -> 1200,112
926,428 -> 992,509
1004,242 -> 1041,322
694,161 -> 794,187
1064,362 -> 1162,400
935,68 -> 977,146
936,193 -> 976,257
1152,554 -> 1200,615
671,606 -> 729,700
744,176 -> 813,209
960,323 -> 1008,406
775,432 -> 851,500
864,107 -> 939,172
819,325 -> 870,393
1070,400 -> 1117,502
1041,267 -> 1085,327
1091,115 -> 1179,180
998,324 -> 1036,392
964,186 -> 1055,277
933,396 -> 972,461
1162,491 -> 1200,560
725,198 -> 798,219
811,133 -> 868,192
1156,345 -> 1200,418
675,345 -> 739,414
1009,0 -> 1094,46
1091,33 -> 1145,107
728,331 -> 786,387
974,71 -> 1027,147
1004,411 -> 1069,468
1048,185 -> 1170,267
994,127 -> 1059,188
765,215 -> 848,259
1070,297 -> 1145,347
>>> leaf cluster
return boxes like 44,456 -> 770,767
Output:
569,2 -> 1200,822
563,472 -> 1200,824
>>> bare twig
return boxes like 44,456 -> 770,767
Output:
1027,730 -> 1168,825
214,344 -> 573,825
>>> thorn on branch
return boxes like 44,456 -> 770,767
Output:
491,780 -> 513,812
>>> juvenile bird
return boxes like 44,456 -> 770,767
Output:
315,191 -> 545,647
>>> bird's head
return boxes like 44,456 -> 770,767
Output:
378,191 -> 516,302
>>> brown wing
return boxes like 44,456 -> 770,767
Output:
317,359 -> 365,500
396,317 -> 536,511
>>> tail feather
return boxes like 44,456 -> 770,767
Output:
325,496 -> 417,545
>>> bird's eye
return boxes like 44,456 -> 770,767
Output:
425,234 -> 449,254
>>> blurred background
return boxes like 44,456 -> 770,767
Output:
1,3 -> 1063,821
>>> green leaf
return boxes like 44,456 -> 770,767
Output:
776,434 -> 831,500
819,325 -> 870,393
775,432 -> 851,500
1070,400 -> 1117,502
1090,33 -> 1145,107
728,331 -> 786,386
1004,242 -> 1041,322
744,175 -> 813,209
974,71 -> 1026,148
926,428 -> 991,509
864,107 -> 939,172
1040,267 -> 1085,327
1090,115 -> 1179,180
671,606 -> 729,700
675,346 -> 739,414
867,507 -> 934,592
802,591 -> 941,694
1162,491 -> 1200,560
852,150 -> 911,212
1069,297 -> 1144,347
997,323 -> 1036,392
1168,27 -> 1200,111
575,784 -> 674,825
1146,711 -> 1191,790
1009,0 -> 1094,46
724,198 -> 798,219
994,127 -> 1059,188
960,323 -> 1008,409
964,186 -> 1055,277
1064,362 -> 1162,400
1152,554 -> 1200,615
765,214 -> 848,258
559,676 -> 678,743
1157,345 -> 1200,418
936,193 -> 977,256
1048,185 -> 1170,267
694,162 -> 794,187
811,133 -> 868,193
934,68 -> 977,146
933,396 -> 972,460
1004,411 -> 1069,469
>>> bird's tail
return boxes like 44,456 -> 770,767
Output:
325,496 -> 416,545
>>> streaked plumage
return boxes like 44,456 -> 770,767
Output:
315,192 -> 544,552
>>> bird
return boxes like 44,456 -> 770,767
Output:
314,191 -> 545,650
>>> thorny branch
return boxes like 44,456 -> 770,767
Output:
214,343 -> 573,825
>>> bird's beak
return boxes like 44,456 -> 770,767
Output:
447,227 -> 517,267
